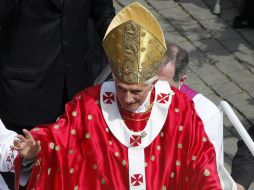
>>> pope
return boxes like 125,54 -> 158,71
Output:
12,3 -> 221,190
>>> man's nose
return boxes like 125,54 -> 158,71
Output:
124,92 -> 134,103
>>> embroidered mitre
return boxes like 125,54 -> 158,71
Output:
103,2 -> 167,84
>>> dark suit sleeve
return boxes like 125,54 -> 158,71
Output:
0,0 -> 20,23
90,0 -> 115,40
231,125 -> 254,189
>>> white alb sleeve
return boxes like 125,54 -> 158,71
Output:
0,119 -> 18,172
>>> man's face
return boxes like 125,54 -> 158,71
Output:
115,79 -> 153,112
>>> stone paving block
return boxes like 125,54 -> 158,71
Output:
182,3 -> 218,20
226,127 -> 242,139
177,40 -> 197,52
146,0 -> 178,10
215,59 -> 246,74
224,127 -> 234,138
237,104 -> 254,122
220,7 -> 238,21
200,71 -> 230,85
189,54 -> 215,70
159,6 -> 190,20
181,0 -> 209,8
188,49 -> 207,62
169,18 -> 201,33
202,0 -> 216,8
117,0 -> 150,7
237,45 -> 254,58
199,86 -> 215,97
206,93 -> 221,104
183,27 -> 211,41
211,28 -> 241,41
234,52 -> 254,73
224,136 -> 238,159
199,18 -> 229,31
203,0 -> 235,9
249,184 -> 254,190
228,0 -> 238,4
147,8 -> 164,19
193,38 -> 225,52
180,2 -> 217,20
227,70 -> 254,82
191,62 -> 219,75
237,81 -> 254,97
250,40 -> 254,48
239,29 -> 254,42
206,48 -> 234,61
212,81 -> 243,97
223,155 -> 232,173
185,72 -> 203,85
180,0 -> 208,10
159,18 -> 175,32
224,92 -> 254,108
113,1 -> 122,11
189,83 -> 214,95
220,0 -> 236,9
226,20 -> 234,28
221,38 -> 253,52
250,118 -> 254,125
189,56 -> 213,69
165,31 -> 187,43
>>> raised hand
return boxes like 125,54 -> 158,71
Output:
11,129 -> 41,160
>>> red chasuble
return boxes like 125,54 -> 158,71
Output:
15,81 -> 221,190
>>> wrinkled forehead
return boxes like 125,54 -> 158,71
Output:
115,79 -> 147,91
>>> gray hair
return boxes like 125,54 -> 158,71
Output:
112,74 -> 158,87
163,43 -> 189,82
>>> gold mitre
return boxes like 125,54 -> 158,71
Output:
103,2 -> 167,84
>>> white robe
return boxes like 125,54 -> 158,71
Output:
192,94 -> 223,167
0,119 -> 18,190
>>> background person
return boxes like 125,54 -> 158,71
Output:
0,0 -> 115,188
158,43 -> 223,167
0,0 -> 115,132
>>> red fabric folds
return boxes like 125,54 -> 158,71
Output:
15,84 -> 221,190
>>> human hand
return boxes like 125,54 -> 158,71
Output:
236,183 -> 245,190
11,129 -> 41,160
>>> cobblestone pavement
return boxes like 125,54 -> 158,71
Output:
113,0 -> 254,188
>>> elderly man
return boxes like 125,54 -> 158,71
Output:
158,43 -> 223,167
12,3 -> 221,189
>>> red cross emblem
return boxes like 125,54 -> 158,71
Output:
103,92 -> 115,104
157,93 -> 169,104
131,174 -> 143,186
130,135 -> 141,147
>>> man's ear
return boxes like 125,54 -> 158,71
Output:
179,75 -> 187,86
